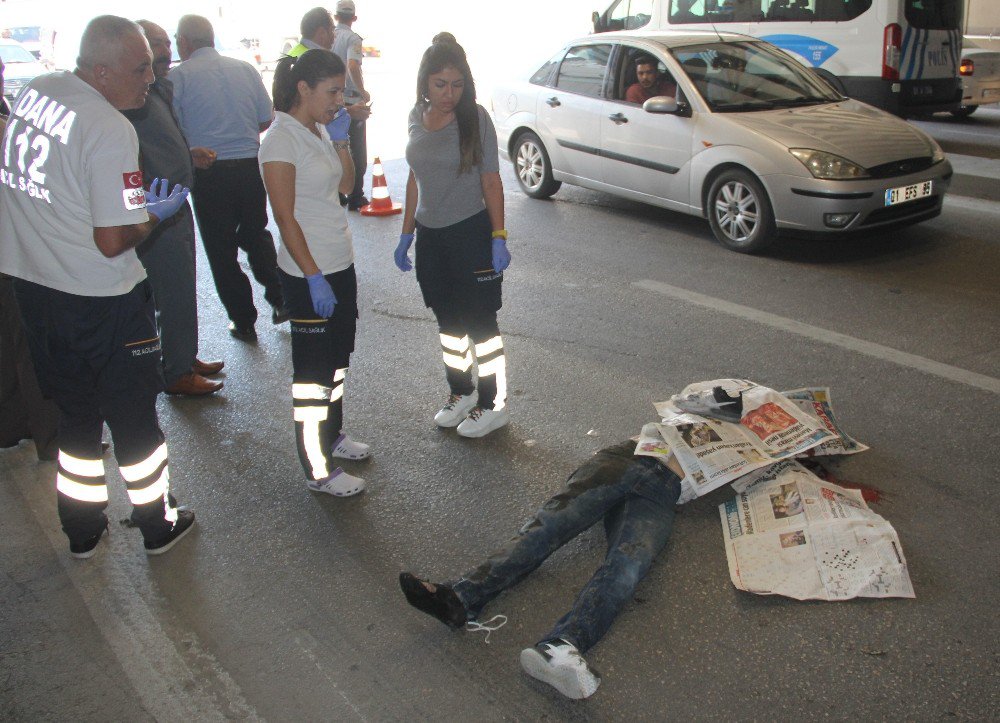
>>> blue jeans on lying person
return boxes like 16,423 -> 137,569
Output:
450,441 -> 682,653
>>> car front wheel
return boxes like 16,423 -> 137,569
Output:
513,132 -> 561,199
707,169 -> 776,253
949,105 -> 977,119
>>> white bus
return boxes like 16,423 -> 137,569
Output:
592,0 -> 964,116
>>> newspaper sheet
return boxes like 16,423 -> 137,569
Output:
781,387 -> 869,456
719,460 -> 914,600
644,379 -> 834,500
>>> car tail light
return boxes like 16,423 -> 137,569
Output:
959,58 -> 974,76
882,23 -> 901,81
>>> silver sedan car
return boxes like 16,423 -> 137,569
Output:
491,30 -> 953,253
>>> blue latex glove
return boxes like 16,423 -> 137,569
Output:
491,237 -> 511,274
145,178 -> 189,222
395,233 -> 414,272
306,272 -> 337,318
327,108 -> 351,142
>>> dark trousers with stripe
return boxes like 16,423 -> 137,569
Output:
191,159 -> 284,327
12,279 -> 177,544
415,210 -> 506,410
279,266 -> 358,481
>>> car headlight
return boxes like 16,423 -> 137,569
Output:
789,149 -> 870,180
929,139 -> 945,164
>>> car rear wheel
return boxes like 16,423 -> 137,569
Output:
949,105 -> 977,119
514,132 -> 561,199
707,169 -> 776,254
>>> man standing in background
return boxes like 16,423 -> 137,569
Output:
332,0 -> 371,210
171,14 -> 286,343
125,19 -> 224,396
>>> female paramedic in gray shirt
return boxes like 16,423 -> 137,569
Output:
260,50 -> 370,498
393,35 -> 512,439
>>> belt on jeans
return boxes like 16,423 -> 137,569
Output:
199,158 -> 257,169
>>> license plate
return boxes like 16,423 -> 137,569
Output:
884,180 -> 933,207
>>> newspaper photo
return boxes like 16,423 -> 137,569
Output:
647,379 -> 834,498
781,387 -> 869,456
719,460 -> 914,601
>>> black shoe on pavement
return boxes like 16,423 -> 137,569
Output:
144,510 -> 196,556
271,304 -> 291,324
228,322 -> 257,342
70,521 -> 110,559
399,572 -> 468,628
347,195 -> 370,211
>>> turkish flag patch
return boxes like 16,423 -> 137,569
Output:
123,171 -> 144,189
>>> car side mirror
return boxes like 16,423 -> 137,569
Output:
643,96 -> 689,116
592,10 -> 604,32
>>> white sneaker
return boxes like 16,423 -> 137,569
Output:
520,639 -> 601,700
332,433 -> 371,460
434,392 -> 478,427
307,469 -> 366,497
456,406 -> 509,438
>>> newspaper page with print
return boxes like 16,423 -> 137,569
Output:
643,379 -> 834,500
719,460 -> 914,601
781,387 -> 869,456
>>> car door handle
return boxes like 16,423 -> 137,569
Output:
608,112 -> 629,124
546,97 -> 561,107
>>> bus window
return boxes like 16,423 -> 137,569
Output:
762,0 -> 872,21
904,0 -> 963,29
608,0 -> 655,30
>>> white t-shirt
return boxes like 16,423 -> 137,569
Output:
0,71 -> 148,296
258,111 -> 353,276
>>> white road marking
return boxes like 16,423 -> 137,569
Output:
15,465 -> 260,721
634,279 -> 1000,394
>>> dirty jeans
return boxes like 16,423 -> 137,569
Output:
450,442 -> 682,653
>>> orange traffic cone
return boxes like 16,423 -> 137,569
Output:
360,157 -> 402,216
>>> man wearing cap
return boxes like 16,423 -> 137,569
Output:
124,19 -> 225,396
331,0 -> 371,210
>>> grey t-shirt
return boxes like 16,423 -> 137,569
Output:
405,104 -> 500,229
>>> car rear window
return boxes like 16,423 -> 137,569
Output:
904,0 -> 962,29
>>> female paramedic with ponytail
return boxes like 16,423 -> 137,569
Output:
259,49 -> 370,497
394,34 -> 512,439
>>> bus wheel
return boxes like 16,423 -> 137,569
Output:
514,132 -> 561,199
707,170 -> 776,254
950,105 -> 977,119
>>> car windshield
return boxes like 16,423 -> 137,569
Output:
670,41 -> 842,112
0,43 -> 37,64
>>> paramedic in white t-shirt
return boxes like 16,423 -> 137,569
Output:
259,49 -> 370,499
0,16 -> 196,558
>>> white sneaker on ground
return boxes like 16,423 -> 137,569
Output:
332,433 -> 371,460
307,469 -> 366,497
434,392 -> 478,427
519,639 -> 601,700
456,406 -> 509,438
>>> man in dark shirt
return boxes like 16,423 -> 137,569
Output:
625,55 -> 677,104
124,20 -> 224,396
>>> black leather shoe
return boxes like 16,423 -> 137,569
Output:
271,305 -> 291,324
228,322 -> 257,342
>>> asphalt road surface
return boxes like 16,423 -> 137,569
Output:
2,111 -> 998,721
